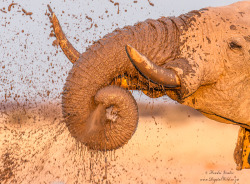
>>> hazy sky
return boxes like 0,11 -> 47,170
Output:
0,0 -> 243,105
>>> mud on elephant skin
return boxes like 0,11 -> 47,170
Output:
47,1 -> 250,151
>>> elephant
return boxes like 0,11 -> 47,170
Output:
47,1 -> 250,152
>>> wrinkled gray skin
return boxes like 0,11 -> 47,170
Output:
50,1 -> 250,150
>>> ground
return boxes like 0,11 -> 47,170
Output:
0,101 -> 248,184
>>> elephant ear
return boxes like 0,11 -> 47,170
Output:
125,45 -> 203,98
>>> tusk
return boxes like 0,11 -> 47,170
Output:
125,45 -> 180,87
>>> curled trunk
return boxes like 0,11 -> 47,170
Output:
49,7 -> 199,150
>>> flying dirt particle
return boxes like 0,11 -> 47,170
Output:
133,1 -> 138,3
114,3 -> 120,14
49,32 -> 55,37
152,116 -> 157,125
86,23 -> 93,31
147,0 -> 154,6
8,3 -> 17,12
86,15 -> 92,22
52,39 -> 59,47
21,8 -> 33,16
109,0 -> 114,3
103,155 -> 108,180
0,8 -> 7,13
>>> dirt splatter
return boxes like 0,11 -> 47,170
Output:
3,2 -> 33,17
8,3 -> 17,12
1,1 -> 249,183
86,15 -> 92,22
21,8 -> 33,16
114,2 -> 120,14
148,0 -> 155,7
0,152 -> 16,183
0,8 -> 7,13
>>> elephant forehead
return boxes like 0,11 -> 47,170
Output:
179,1 -> 250,53
209,1 -> 250,26
210,1 -> 250,15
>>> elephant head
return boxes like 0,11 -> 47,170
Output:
126,1 -> 250,128
48,1 -> 250,151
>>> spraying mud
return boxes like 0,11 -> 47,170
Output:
6,2 -> 33,16
1,0 -> 249,183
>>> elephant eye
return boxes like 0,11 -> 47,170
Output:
229,41 -> 242,49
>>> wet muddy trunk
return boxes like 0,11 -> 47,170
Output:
62,16 -> 190,150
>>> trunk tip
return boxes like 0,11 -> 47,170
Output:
47,4 -> 53,14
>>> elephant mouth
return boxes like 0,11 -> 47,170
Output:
111,73 -> 168,98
